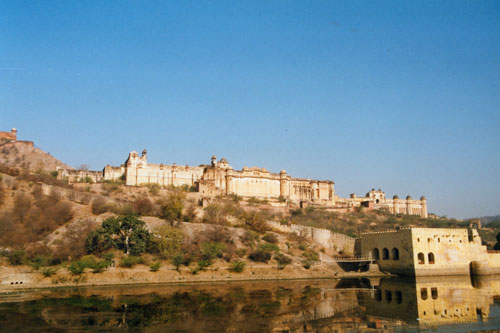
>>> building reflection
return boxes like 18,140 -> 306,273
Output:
1,277 -> 500,331
360,275 -> 500,327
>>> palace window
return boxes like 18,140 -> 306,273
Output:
418,252 -> 425,264
382,248 -> 389,260
373,248 -> 380,260
428,253 -> 435,264
431,288 -> 438,299
392,247 -> 400,260
421,288 -> 428,300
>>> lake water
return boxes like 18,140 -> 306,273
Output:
1,275 -> 500,332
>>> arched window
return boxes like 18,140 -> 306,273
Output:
428,253 -> 435,264
421,288 -> 428,300
431,288 -> 438,299
373,248 -> 380,260
392,248 -> 400,260
375,289 -> 382,301
382,248 -> 389,260
418,252 -> 425,264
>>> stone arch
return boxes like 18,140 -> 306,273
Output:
373,248 -> 380,260
392,247 -> 400,260
418,252 -> 425,264
428,252 -> 435,264
382,248 -> 389,260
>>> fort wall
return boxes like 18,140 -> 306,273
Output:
267,221 -> 355,254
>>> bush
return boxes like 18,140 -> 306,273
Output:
259,242 -> 280,253
159,191 -> 185,224
42,267 -> 58,277
149,261 -> 161,272
91,260 -> 109,273
240,230 -> 259,248
229,260 -> 246,273
191,259 -> 211,274
147,183 -> 161,196
133,196 -> 157,216
200,241 -> 225,261
248,249 -> 272,263
5,250 -> 25,266
150,226 -> 184,259
302,249 -> 319,262
119,255 -> 143,268
30,255 -> 50,271
172,254 -> 184,271
68,261 -> 85,275
242,210 -> 269,233
262,233 -> 278,243
91,198 -> 113,215
274,253 -> 292,270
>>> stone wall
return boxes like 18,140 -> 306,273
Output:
57,168 -> 104,183
267,221 -> 355,254
360,227 -> 500,276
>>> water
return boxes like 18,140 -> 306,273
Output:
1,276 -> 500,332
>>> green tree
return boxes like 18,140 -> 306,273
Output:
85,215 -> 151,256
159,191 -> 185,225
151,226 -> 184,259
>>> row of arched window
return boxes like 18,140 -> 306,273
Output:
374,289 -> 403,304
373,247 -> 399,260
418,252 -> 435,264
372,248 -> 436,264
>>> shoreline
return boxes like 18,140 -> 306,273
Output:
0,263 -> 389,293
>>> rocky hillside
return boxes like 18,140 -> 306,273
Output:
0,141 -> 72,172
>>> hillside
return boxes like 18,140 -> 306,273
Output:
0,141 -> 71,172
1,155 -> 498,288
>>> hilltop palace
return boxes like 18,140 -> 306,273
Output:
57,148 -> 428,218
1,129 -> 426,217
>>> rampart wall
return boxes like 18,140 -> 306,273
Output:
267,221 -> 355,254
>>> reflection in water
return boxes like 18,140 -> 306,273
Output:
0,277 -> 499,331
361,275 -> 500,329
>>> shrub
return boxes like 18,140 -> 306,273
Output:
5,250 -> 25,266
200,241 -> 225,261
42,267 -> 58,277
68,261 -> 85,275
229,260 -> 246,273
240,230 -> 259,248
172,254 -> 184,271
159,191 -> 185,224
147,183 -> 161,196
91,260 -> 109,273
242,210 -> 269,233
133,196 -> 157,216
202,204 -> 228,225
302,249 -> 319,262
119,255 -> 143,268
149,261 -> 161,272
150,226 -> 184,259
91,198 -> 112,215
262,233 -> 278,244
259,243 -> 280,253
30,256 -> 50,271
248,249 -> 272,263
274,253 -> 292,270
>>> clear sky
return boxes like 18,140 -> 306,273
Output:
1,1 -> 499,219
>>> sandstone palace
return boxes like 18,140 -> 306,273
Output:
56,148 -> 428,218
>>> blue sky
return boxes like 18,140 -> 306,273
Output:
1,1 -> 499,218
